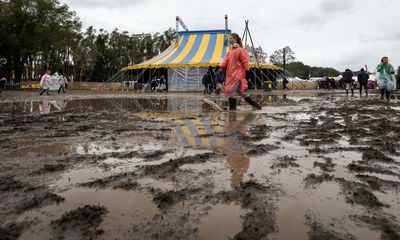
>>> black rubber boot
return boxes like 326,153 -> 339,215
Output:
245,97 -> 262,110
381,89 -> 385,100
386,91 -> 391,101
228,98 -> 237,110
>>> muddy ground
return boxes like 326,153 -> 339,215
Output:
0,90 -> 400,240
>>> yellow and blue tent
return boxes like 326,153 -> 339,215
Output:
117,29 -> 282,91
122,30 -> 280,71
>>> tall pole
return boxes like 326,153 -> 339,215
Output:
283,47 -> 286,72
225,15 -> 229,48
176,16 -> 179,32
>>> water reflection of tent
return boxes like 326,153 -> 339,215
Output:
173,118 -> 224,148
109,18 -> 284,91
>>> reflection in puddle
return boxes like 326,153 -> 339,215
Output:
18,188 -> 158,240
198,204 -> 244,240
223,113 -> 254,188
6,142 -> 71,158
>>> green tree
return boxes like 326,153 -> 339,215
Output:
269,46 -> 296,70
0,0 -> 81,81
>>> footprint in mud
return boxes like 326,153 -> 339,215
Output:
306,216 -> 356,240
0,177 -> 64,215
337,179 -> 389,208
0,222 -> 30,240
51,205 -> 108,240
351,215 -> 400,240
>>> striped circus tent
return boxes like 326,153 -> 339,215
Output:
113,29 -> 283,91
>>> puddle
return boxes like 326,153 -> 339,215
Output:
0,97 -> 226,114
198,203 -> 244,240
6,142 -> 71,158
271,181 -> 382,240
18,188 -> 158,240
52,166 -> 113,188
2,92 -> 400,239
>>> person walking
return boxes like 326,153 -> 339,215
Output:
220,33 -> 262,110
151,77 -> 158,93
214,67 -> 224,95
39,70 -> 52,95
357,68 -> 369,96
376,57 -> 396,101
57,73 -> 68,94
0,58 -> 11,96
283,77 -> 289,90
342,69 -> 354,96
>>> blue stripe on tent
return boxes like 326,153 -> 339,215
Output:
174,126 -> 189,146
163,34 -> 190,64
181,34 -> 203,64
203,120 -> 217,147
200,34 -> 217,63
184,120 -> 203,147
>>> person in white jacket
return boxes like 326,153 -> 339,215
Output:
58,74 -> 68,94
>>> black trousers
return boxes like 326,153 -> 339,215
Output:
58,85 -> 66,94
381,89 -> 391,100
39,88 -> 50,95
359,83 -> 368,95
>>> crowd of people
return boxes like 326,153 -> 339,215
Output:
339,57 -> 396,100
315,57 -> 398,101
202,67 -> 225,95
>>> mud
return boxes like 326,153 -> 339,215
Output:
307,217 -> 356,240
0,222 -> 30,240
304,173 -> 334,186
351,215 -> 400,240
79,172 -> 138,190
271,155 -> 299,169
338,179 -> 388,208
215,181 -> 277,239
153,188 -> 202,209
1,91 -> 400,239
0,177 -> 64,218
51,205 -> 108,240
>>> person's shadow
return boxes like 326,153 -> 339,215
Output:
223,112 -> 256,188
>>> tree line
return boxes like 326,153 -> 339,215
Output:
3,0 -> 379,83
0,0 -> 175,82
269,46 -> 340,79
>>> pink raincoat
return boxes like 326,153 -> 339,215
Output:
40,74 -> 52,88
220,46 -> 250,97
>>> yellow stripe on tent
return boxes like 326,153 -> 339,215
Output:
190,34 -> 211,64
210,34 -> 225,64
169,34 -> 197,64
153,37 -> 184,65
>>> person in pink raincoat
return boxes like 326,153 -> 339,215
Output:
220,33 -> 262,110
40,70 -> 52,95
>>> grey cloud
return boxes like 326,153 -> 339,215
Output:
359,31 -> 400,44
319,0 -> 357,14
295,14 -> 327,29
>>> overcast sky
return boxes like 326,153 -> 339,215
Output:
61,0 -> 400,71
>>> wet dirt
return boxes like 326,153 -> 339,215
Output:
51,205 -> 108,240
1,91 -> 400,239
